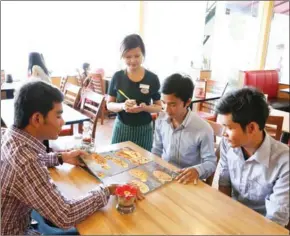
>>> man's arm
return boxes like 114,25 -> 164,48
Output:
265,154 -> 289,226
218,137 -> 232,197
193,129 -> 217,180
38,152 -> 59,167
17,148 -> 110,229
151,119 -> 163,157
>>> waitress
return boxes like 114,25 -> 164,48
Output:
107,34 -> 162,151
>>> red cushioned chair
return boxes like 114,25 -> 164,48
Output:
243,70 -> 289,112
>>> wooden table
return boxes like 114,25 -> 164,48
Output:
270,108 -> 289,133
1,81 -> 23,99
280,88 -> 290,94
49,141 -> 288,235
1,99 -> 90,127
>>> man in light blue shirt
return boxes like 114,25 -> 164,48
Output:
152,73 -> 217,184
216,87 -> 289,227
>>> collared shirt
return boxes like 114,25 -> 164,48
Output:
218,134 -> 289,226
1,126 -> 110,235
151,110 -> 217,180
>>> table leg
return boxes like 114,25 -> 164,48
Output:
78,123 -> 83,134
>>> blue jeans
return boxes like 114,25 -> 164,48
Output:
31,210 -> 79,235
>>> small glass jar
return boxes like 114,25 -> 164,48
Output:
81,121 -> 93,151
115,185 -> 137,214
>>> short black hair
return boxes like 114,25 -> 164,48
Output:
83,63 -> 90,71
161,73 -> 194,105
215,87 -> 270,131
120,34 -> 146,58
14,80 -> 64,129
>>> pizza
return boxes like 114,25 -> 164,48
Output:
116,148 -> 151,165
104,155 -> 114,160
115,150 -> 132,159
101,164 -> 111,170
129,168 -> 148,182
111,158 -> 128,168
96,172 -> 105,179
123,150 -> 142,159
153,170 -> 172,183
130,180 -> 150,194
130,156 -> 151,165
90,153 -> 107,165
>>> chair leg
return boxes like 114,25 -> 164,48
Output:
101,103 -> 105,125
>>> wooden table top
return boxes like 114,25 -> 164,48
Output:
49,141 -> 288,235
270,108 -> 289,133
280,88 -> 290,94
1,81 -> 22,91
1,99 -> 90,127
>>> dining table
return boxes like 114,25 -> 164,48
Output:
1,99 -> 90,128
279,88 -> 290,94
49,141 -> 289,235
1,81 -> 23,99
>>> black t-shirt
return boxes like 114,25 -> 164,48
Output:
108,69 -> 161,126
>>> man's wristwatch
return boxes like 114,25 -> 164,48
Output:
57,153 -> 63,165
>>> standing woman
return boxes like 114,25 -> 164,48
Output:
107,34 -> 162,151
28,52 -> 51,83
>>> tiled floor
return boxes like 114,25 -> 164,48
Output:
94,117 -> 115,148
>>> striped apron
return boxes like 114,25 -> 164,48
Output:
111,118 -> 153,151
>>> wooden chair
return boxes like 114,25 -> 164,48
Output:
50,76 -> 62,89
87,70 -> 106,125
59,83 -> 82,136
80,90 -> 105,139
196,80 -> 228,122
265,115 -> 284,141
51,91 -> 105,149
66,75 -> 79,86
204,120 -> 224,186
59,76 -> 68,92
63,83 -> 81,109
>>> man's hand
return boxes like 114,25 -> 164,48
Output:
107,183 -> 145,201
61,150 -> 88,166
175,167 -> 199,185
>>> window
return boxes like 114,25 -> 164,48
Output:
265,11 -> 289,84
1,1 -> 139,79
142,1 -> 207,82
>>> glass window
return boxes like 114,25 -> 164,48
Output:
208,1 -> 262,87
142,1 -> 207,82
1,1 -> 139,79
265,4 -> 289,85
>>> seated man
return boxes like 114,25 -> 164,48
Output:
151,73 -> 217,184
216,87 -> 289,227
1,80 -> 143,235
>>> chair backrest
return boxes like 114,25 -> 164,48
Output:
265,115 -> 284,140
59,76 -> 68,92
243,70 -> 279,98
206,119 -> 224,139
63,83 -> 81,109
199,80 -> 228,114
50,76 -> 62,88
66,75 -> 79,86
80,90 -> 105,139
88,69 -> 105,95
205,120 -> 224,186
